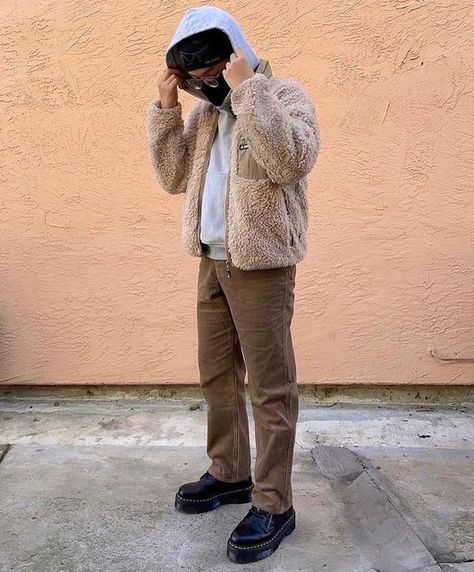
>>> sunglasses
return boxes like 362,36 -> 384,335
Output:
181,59 -> 229,90
182,73 -> 222,89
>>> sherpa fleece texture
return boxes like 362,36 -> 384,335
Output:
147,67 -> 320,271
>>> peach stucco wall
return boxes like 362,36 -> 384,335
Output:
1,1 -> 473,385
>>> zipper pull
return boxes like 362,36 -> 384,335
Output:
226,259 -> 232,278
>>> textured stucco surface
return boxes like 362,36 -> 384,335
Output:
0,1 -> 473,385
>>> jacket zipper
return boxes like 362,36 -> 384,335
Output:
282,190 -> 294,246
196,110 -> 218,258
196,107 -> 233,279
224,171 -> 232,278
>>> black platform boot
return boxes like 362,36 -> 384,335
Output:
227,505 -> 296,563
175,471 -> 253,514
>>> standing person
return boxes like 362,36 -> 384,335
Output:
147,5 -> 320,564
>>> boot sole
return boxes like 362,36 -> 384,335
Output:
175,485 -> 253,514
226,511 -> 296,564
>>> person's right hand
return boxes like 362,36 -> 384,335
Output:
158,67 -> 185,109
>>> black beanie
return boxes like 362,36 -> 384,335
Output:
174,28 -> 234,72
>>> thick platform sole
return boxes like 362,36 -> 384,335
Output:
175,485 -> 253,514
226,511 -> 296,564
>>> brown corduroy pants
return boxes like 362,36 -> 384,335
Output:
196,254 -> 299,514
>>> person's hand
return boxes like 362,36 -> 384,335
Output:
222,47 -> 255,90
158,67 -> 185,109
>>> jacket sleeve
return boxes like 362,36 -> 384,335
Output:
146,99 -> 200,195
230,74 -> 320,186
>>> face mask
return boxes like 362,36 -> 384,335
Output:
200,71 -> 231,107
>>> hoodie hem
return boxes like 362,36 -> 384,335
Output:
201,242 -> 227,260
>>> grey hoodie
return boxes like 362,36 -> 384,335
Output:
165,7 -> 260,260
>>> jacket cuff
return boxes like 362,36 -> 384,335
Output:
149,98 -> 182,112
230,73 -> 269,115
148,100 -> 183,133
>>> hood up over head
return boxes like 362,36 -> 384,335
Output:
165,6 -> 260,108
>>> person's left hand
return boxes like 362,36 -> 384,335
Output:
222,46 -> 255,90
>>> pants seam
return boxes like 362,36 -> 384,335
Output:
231,308 -> 240,482
281,266 -> 292,512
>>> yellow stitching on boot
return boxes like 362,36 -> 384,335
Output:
228,513 -> 295,549
176,484 -> 253,502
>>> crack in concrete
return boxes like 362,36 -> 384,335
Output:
310,445 -> 445,571
352,449 -> 446,571
0,443 -> 12,464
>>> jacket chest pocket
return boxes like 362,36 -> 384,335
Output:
236,137 -> 268,180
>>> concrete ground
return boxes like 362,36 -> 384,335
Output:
0,397 -> 472,572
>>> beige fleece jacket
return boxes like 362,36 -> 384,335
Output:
146,60 -> 320,272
